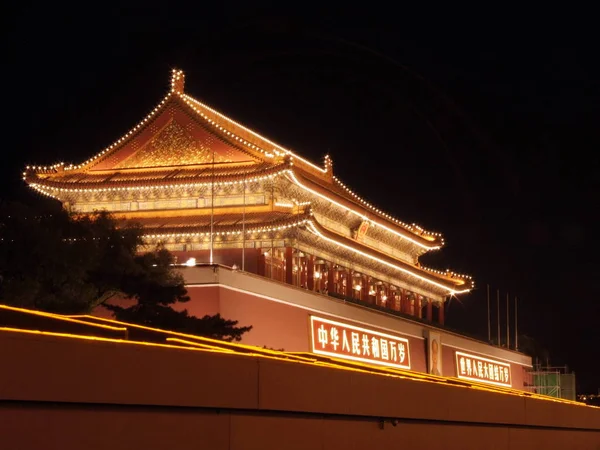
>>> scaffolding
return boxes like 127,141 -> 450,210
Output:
527,365 -> 576,401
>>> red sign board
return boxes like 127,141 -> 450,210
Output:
354,220 -> 370,241
455,351 -> 512,387
310,316 -> 411,370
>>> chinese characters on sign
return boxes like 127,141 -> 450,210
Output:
353,220 -> 370,242
309,316 -> 411,369
455,351 -> 512,387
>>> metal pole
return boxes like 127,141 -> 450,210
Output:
506,292 -> 510,349
242,172 -> 246,271
515,296 -> 518,351
496,289 -> 500,346
209,151 -> 214,264
487,284 -> 491,342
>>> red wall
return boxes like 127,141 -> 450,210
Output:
442,344 -> 456,376
96,281 -> 527,390
183,286 -> 428,370
1,330 -> 598,450
179,285 -> 221,318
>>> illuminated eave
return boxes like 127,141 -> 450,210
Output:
139,212 -> 472,296
143,214 -> 312,241
286,169 -> 444,251
24,163 -> 290,196
304,219 -> 473,296
333,176 -> 443,241
26,163 -> 446,254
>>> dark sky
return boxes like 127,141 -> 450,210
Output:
3,6 -> 599,392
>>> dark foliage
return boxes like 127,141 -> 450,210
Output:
105,303 -> 252,342
0,202 -> 251,341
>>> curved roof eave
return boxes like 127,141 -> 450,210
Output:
286,168 -> 444,251
304,218 -> 473,295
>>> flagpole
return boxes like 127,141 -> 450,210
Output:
515,296 -> 518,351
487,284 -> 491,342
496,289 -> 500,346
506,292 -> 510,349
209,151 -> 214,265
242,171 -> 246,271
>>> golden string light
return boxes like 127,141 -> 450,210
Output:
285,170 -> 443,251
144,217 -> 312,240
274,201 -> 295,208
2,318 -> 575,404
139,211 -> 472,294
26,167 -> 290,198
304,220 -> 472,295
180,92 -> 327,174
419,265 -> 473,280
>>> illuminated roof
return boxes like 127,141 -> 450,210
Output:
23,69 -> 444,246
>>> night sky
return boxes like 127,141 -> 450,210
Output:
3,6 -> 599,392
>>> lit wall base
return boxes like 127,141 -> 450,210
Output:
1,329 -> 598,450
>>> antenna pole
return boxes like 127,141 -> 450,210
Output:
242,172 -> 246,271
209,151 -> 215,264
506,292 -> 510,349
487,284 -> 491,342
515,296 -> 518,351
496,289 -> 500,346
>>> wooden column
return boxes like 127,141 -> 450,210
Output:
315,267 -> 322,292
393,289 -> 400,311
285,247 -> 293,285
327,264 -> 335,295
307,255 -> 315,291
426,298 -> 433,322
346,270 -> 353,297
415,295 -> 422,319
361,275 -> 369,303
257,252 -> 266,277
300,256 -> 307,288
438,301 -> 445,325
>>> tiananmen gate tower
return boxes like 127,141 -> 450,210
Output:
23,69 -> 533,390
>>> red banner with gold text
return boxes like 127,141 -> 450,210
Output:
310,316 -> 411,370
455,351 -> 512,387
